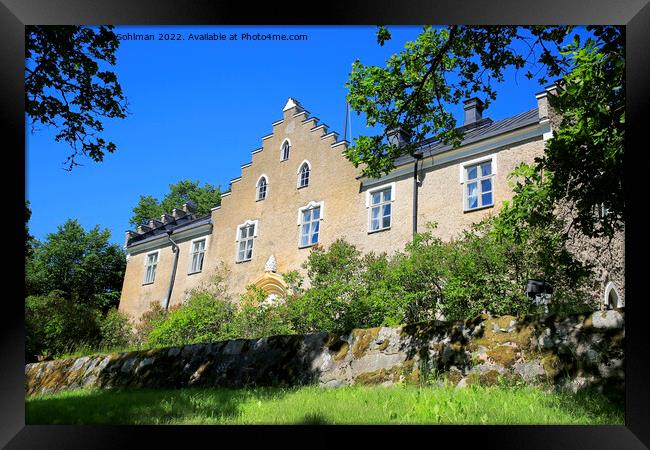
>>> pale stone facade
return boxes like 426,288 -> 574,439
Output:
118,90 -> 624,322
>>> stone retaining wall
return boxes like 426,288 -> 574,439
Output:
25,309 -> 624,397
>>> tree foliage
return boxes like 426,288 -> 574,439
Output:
540,27 -> 624,237
345,25 -> 570,178
25,201 -> 36,260
346,25 -> 624,238
99,308 -> 133,350
129,179 -> 222,227
26,290 -> 102,359
146,292 -> 236,348
25,219 -> 126,312
25,26 -> 127,169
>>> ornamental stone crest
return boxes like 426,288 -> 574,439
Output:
264,255 -> 277,273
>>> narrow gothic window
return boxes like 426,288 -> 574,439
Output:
298,163 -> 310,188
281,141 -> 290,161
257,177 -> 267,201
189,239 -> 206,274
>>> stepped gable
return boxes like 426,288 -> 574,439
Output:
213,97 -> 349,207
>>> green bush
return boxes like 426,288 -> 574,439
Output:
284,215 -> 596,331
26,290 -> 102,361
372,231 -> 446,324
229,286 -> 294,339
132,301 -> 167,348
146,292 -> 236,348
99,308 -> 133,350
284,240 -> 366,333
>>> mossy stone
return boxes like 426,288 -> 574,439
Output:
469,320 -> 535,352
446,368 -> 463,386
354,368 -> 390,385
351,327 -> 380,359
541,354 -> 561,378
487,345 -> 518,367
496,315 -> 516,329
479,369 -> 501,386
377,339 -> 390,352
333,342 -> 349,361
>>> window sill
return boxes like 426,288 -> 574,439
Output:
298,243 -> 319,249
142,281 -> 154,286
256,198 -> 266,202
463,204 -> 494,214
297,184 -> 309,190
187,270 -> 202,276
368,226 -> 391,235
235,258 -> 252,264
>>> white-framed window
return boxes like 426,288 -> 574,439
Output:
461,155 -> 496,211
143,251 -> 159,284
366,183 -> 395,232
236,220 -> 258,262
298,201 -> 323,248
256,175 -> 268,201
281,139 -> 291,161
297,160 -> 311,188
188,238 -> 207,274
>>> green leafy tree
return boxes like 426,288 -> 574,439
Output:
25,201 -> 36,260
346,25 -> 623,237
129,179 -> 221,227
99,308 -> 133,350
540,27 -> 624,237
345,25 -> 570,178
25,26 -> 128,169
25,219 -> 126,312
26,290 -> 102,360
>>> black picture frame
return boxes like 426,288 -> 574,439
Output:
3,0 -> 648,447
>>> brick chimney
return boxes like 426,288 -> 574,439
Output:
463,98 -> 484,126
536,84 -> 558,122
387,127 -> 412,148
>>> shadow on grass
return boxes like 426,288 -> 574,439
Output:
298,412 -> 332,425
26,386 -> 289,425
546,386 -> 624,424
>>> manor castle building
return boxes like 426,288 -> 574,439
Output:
118,89 -> 624,321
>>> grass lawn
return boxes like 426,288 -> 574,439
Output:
26,384 -> 624,425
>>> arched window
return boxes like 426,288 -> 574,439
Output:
256,176 -> 268,201
298,161 -> 310,188
281,140 -> 291,161
604,281 -> 623,309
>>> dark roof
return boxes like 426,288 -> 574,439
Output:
393,108 -> 540,167
127,214 -> 212,248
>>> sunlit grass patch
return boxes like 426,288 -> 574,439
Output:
26,384 -> 623,425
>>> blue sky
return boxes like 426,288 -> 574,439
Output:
26,26 -> 579,246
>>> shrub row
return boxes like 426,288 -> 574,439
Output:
27,216 -> 597,359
